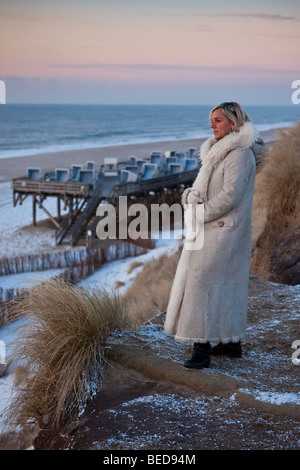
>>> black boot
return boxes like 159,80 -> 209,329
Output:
184,342 -> 211,369
210,341 -> 242,358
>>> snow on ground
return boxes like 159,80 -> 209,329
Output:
238,390 -> 300,406
0,269 -> 65,292
0,182 -> 69,234
0,375 -> 16,433
0,318 -> 25,433
0,181 -> 69,259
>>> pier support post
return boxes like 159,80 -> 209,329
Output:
33,194 -> 37,226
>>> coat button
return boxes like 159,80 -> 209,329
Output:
218,221 -> 224,227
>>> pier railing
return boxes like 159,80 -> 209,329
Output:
114,169 -> 198,198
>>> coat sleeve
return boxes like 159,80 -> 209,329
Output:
181,187 -> 192,206
203,148 -> 255,223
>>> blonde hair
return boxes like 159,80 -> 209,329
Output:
210,102 -> 251,131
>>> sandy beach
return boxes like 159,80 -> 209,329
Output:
0,128 -> 279,183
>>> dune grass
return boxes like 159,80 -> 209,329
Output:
127,260 -> 144,275
251,122 -> 300,279
253,123 -> 300,225
4,278 -> 128,428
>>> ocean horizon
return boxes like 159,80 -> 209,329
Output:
1,104 -> 300,160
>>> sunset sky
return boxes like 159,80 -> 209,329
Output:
1,0 -> 300,104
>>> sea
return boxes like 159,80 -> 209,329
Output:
1,104 -> 300,160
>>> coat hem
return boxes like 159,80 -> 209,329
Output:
173,333 -> 245,345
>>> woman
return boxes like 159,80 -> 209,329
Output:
164,102 -> 263,369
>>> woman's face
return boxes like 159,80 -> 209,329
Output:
210,108 -> 234,140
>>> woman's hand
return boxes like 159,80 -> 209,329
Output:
187,190 -> 204,204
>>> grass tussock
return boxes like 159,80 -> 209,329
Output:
114,280 -> 125,289
251,122 -> 300,280
127,260 -> 143,275
123,247 -> 182,326
5,278 -> 128,428
253,123 -> 300,225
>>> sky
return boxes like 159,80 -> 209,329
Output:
1,0 -> 300,105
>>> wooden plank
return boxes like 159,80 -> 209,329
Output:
33,194 -> 36,226
12,178 -> 91,197
38,202 -> 62,229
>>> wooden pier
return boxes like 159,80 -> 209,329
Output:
12,149 -> 200,246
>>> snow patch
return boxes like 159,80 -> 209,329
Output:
241,389 -> 300,406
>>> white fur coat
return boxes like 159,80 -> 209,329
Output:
164,121 -> 259,344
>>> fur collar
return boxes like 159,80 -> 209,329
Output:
191,121 -> 257,201
200,121 -> 257,168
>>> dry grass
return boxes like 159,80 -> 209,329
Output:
127,260 -> 144,274
251,122 -> 300,280
114,280 -> 125,289
253,123 -> 300,225
4,278 -> 129,429
123,247 -> 182,326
